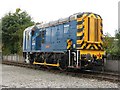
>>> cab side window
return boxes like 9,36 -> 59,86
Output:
64,24 -> 69,33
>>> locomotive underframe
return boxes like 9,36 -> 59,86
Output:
23,49 -> 105,70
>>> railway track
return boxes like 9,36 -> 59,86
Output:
2,60 -> 120,83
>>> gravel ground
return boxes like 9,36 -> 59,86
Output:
2,64 -> 118,88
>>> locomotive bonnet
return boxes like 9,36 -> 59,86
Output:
23,12 -> 106,69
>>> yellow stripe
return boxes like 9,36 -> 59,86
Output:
98,44 -> 102,49
82,14 -> 88,19
97,15 -> 101,19
88,13 -> 96,18
77,18 -> 82,22
93,44 -> 98,50
77,24 -> 83,29
77,14 -> 87,22
76,40 -> 83,44
77,32 -> 83,36
67,45 -> 71,49
98,43 -> 103,48
86,44 -> 91,49
33,61 -> 59,67
81,43 -> 86,49
84,17 -> 88,41
80,50 -> 105,54
98,19 -> 102,42
85,41 -> 100,44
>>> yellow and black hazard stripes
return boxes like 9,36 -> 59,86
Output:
76,13 -> 87,49
76,13 -> 90,49
81,41 -> 104,50
97,18 -> 104,49
76,40 -> 84,47
100,20 -> 103,42
78,42 -> 103,50
76,13 -> 86,49
81,43 -> 96,50
76,12 -> 104,50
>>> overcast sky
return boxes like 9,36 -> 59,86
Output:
0,0 -> 119,36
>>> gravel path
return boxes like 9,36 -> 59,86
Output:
2,64 -> 118,88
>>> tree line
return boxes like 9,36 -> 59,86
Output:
1,8 -> 120,55
2,8 -> 34,55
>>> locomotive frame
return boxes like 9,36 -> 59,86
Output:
23,12 -> 106,70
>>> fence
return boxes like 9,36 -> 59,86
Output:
104,60 -> 119,72
2,54 -> 120,72
107,54 -> 120,60
2,54 -> 24,63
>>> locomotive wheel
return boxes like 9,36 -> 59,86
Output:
59,59 -> 68,71
29,54 -> 34,64
29,59 -> 34,64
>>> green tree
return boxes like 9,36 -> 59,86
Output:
115,28 -> 120,54
2,8 -> 34,55
103,32 -> 118,55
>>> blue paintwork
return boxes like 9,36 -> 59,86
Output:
23,20 -> 77,52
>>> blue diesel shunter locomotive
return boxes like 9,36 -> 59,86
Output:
23,12 -> 106,70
